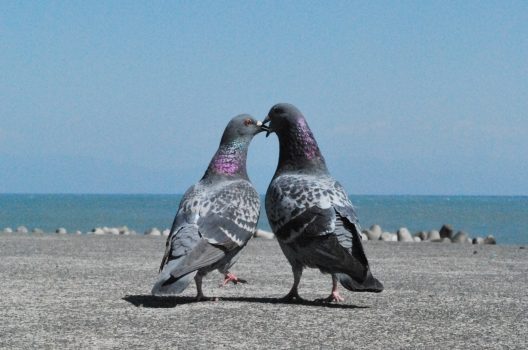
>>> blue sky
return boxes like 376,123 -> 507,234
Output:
1,1 -> 527,195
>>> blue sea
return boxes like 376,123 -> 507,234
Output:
0,194 -> 526,245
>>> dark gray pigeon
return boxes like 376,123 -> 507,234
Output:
152,115 -> 263,299
262,103 -> 383,302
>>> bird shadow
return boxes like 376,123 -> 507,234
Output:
122,294 -> 368,310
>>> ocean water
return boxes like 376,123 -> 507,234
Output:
0,194 -> 526,245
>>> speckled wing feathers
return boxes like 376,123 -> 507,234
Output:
160,179 -> 260,272
196,180 -> 260,247
266,174 -> 358,244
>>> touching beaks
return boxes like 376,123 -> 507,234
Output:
254,120 -> 268,135
261,116 -> 272,137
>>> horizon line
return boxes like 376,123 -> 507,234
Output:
1,192 -> 527,197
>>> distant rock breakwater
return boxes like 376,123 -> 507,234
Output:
1,223 -> 496,244
361,223 -> 497,244
1,225 -> 275,239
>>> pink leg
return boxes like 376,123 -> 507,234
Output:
316,275 -> 345,303
221,272 -> 247,286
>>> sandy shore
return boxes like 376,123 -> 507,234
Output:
0,234 -> 526,349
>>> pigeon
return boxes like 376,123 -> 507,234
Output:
152,115 -> 263,300
262,103 -> 383,302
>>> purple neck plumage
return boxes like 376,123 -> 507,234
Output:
204,140 -> 249,179
276,117 -> 328,174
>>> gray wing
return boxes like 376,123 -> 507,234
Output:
196,180 -> 260,249
158,184 -> 201,272
331,181 -> 369,261
265,174 -> 356,244
159,179 -> 260,272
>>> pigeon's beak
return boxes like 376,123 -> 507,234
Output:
255,120 -> 267,135
261,116 -> 272,137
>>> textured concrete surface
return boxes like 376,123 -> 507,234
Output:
0,234 -> 527,349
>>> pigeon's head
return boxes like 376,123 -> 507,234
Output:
221,114 -> 265,144
261,103 -> 305,137
262,103 -> 326,171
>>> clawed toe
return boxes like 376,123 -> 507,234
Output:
278,291 -> 304,303
315,291 -> 345,303
221,272 -> 247,287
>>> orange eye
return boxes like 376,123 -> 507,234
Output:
244,118 -> 253,126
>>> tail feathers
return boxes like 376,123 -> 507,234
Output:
151,260 -> 196,296
337,270 -> 384,293
152,240 -> 227,296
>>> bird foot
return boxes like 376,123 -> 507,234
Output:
315,291 -> 345,303
278,290 -> 304,303
221,272 -> 247,287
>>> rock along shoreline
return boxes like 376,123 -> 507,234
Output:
2,223 -> 497,244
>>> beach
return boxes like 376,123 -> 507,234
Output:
0,233 -> 526,349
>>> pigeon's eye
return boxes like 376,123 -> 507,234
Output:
244,118 -> 253,126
